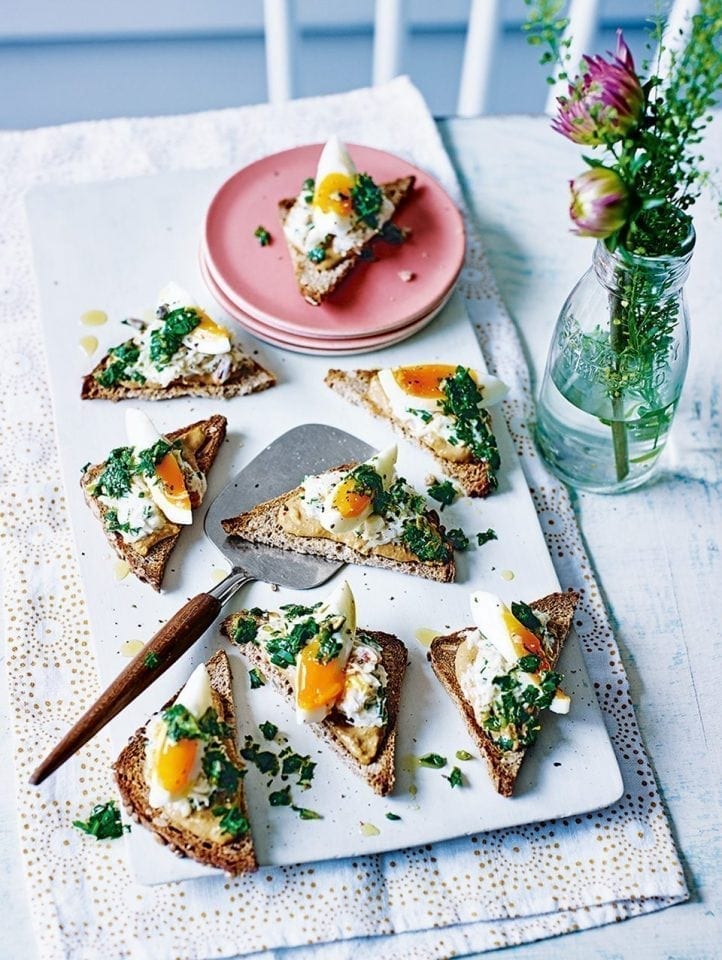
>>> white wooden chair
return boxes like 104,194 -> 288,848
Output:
262,0 -> 700,116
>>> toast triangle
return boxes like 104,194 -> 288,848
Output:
113,650 -> 257,875
429,591 -> 579,796
81,413 -> 227,592
221,614 -> 407,797
279,176 -> 415,305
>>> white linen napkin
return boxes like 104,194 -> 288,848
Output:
0,76 -> 687,960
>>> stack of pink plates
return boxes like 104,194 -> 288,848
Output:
201,144 -> 465,356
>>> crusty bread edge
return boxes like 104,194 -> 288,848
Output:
428,591 -> 579,797
113,649 -> 258,875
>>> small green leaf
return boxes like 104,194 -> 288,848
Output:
292,805 -> 323,820
248,668 -> 266,689
418,753 -> 447,769
476,528 -> 497,546
259,721 -> 278,741
254,225 -> 272,246
73,801 -> 129,840
269,785 -> 292,807
455,750 -> 474,761
143,651 -> 160,670
444,766 -> 464,788
385,812 -> 402,821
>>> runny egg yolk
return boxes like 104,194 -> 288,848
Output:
332,477 -> 372,519
297,639 -> 346,711
314,172 -> 354,217
195,309 -> 229,338
156,738 -> 198,794
392,364 -> 459,399
156,452 -> 191,510
502,608 -> 550,670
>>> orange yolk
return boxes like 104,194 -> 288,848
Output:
156,738 -> 198,794
314,172 -> 354,217
156,452 -> 191,509
502,608 -> 550,670
332,477 -> 372,519
297,639 -> 346,712
392,364 -> 459,399
195,309 -> 229,338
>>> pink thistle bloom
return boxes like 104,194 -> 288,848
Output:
553,30 -> 644,145
569,167 -> 630,237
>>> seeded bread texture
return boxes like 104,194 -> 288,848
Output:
279,176 -> 415,305
222,615 -> 407,796
428,591 -> 579,797
81,355 -> 276,401
219,464 -> 455,583
113,650 -> 257,876
324,367 -> 496,498
81,414 -> 227,592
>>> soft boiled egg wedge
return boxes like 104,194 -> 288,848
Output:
125,407 -> 192,525
156,280 -> 231,356
311,136 -> 358,236
319,445 -> 397,535
147,662 -> 213,807
470,591 -> 570,714
377,363 -> 509,417
295,580 -> 357,723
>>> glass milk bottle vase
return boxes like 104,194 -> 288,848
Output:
535,233 -> 693,493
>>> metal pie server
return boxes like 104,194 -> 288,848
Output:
30,424 -> 375,785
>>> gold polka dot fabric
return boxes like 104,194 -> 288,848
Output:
0,78 -> 687,959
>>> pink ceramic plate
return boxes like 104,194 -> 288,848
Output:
200,251 -> 450,356
204,143 -> 465,340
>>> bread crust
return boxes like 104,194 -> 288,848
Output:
428,591 -> 579,796
279,176 -> 415,305
324,367 -> 496,498
221,617 -> 407,796
81,414 -> 227,591
113,650 -> 257,875
220,465 -> 455,583
81,355 -> 276,401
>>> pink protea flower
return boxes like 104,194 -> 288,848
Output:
569,167 -> 629,237
553,30 -> 644,145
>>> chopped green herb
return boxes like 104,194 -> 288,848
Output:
302,178 -> 315,203
259,721 -> 278,741
444,766 -> 464,788
511,601 -> 542,634
162,704 -> 204,742
351,173 -> 384,227
103,509 -> 141,537
418,753 -> 447,769
149,306 -> 200,368
266,617 -> 318,668
401,517 -> 449,563
476,528 -> 498,546
346,463 -> 388,514
427,480 -> 457,509
93,446 -> 134,499
198,707 -> 232,740
440,367 -> 501,479
232,615 -> 259,646
316,629 -> 343,664
203,748 -> 244,793
96,341 -> 144,388
143,651 -> 159,670
135,438 -> 176,477
308,245 -> 327,264
445,528 -> 470,551
455,750 -> 474,762
483,663 -> 563,752
385,812 -> 402,821
269,785 -> 292,807
254,225 -> 272,246
248,668 -> 266,689
406,407 -> 433,424
279,601 -> 320,620
81,461 -> 91,473
292,805 -> 323,820
298,758 -> 316,787
281,752 -> 316,787
379,221 -> 407,244
241,740 -> 280,776
518,654 -> 541,673
73,801 -> 128,840
212,805 -> 249,837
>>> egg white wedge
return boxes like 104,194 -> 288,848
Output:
294,580 -> 357,723
377,364 -> 509,417
470,591 -> 569,710
125,407 -> 192,525
146,662 -> 213,807
314,136 -> 357,195
311,136 -> 358,238
320,445 -> 397,535
156,280 -> 197,312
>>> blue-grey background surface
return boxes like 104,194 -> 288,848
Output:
2,0 -> 659,128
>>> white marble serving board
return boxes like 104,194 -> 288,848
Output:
26,169 -> 622,885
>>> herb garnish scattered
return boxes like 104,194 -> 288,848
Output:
476,528 -> 498,546
308,245 -> 327,264
248,668 -> 266,689
401,517 -> 449,563
445,528 -> 470,551
94,446 -> 134,499
444,766 -> 464,788
259,721 -> 278,741
96,341 -> 144,388
484,666 -> 563,751
135,438 -> 176,477
232,615 -> 259,646
149,306 -> 201,369
269,785 -> 292,807
241,739 -> 280,777
143,651 -> 160,670
266,617 -> 319,668
280,750 -> 316,787
203,747 -> 245,793
511,601 -> 542,633
351,173 -> 384,227
211,805 -> 250,837
254,225 -> 272,246
279,601 -> 320,620
427,480 -> 457,509
302,178 -> 315,203
292,805 -> 323,820
407,407 -> 433,424
104,509 -> 141,537
455,750 -> 474,762
440,367 -> 501,479
379,221 -> 407,244
385,812 -> 401,821
418,753 -> 447,769
73,800 -> 129,840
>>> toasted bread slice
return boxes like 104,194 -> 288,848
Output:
221,613 -> 407,796
429,591 -> 579,796
114,650 -> 257,875
81,352 -> 275,402
325,367 -> 497,498
279,176 -> 414,305
81,414 -> 226,592
220,465 -> 455,583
